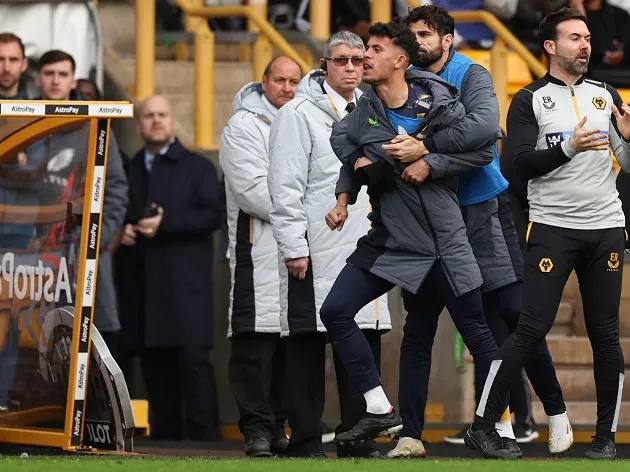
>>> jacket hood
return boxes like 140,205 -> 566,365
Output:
232,82 -> 276,122
295,69 -> 362,119
399,69 -> 461,108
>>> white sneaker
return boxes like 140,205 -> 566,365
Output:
548,412 -> 573,455
386,437 -> 427,458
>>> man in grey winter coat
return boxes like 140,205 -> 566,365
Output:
268,31 -> 391,458
32,50 -> 129,356
219,56 -> 302,457
321,19 -> 499,445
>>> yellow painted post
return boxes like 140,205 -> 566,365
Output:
490,38 -> 508,130
194,25 -> 214,149
310,0 -> 330,41
247,0 -> 272,81
371,0 -> 392,25
253,35 -> 273,82
248,0 -> 267,33
175,41 -> 189,61
239,43 -> 251,63
135,0 -> 155,101
185,0 -> 204,30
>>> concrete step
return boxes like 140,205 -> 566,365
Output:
546,336 -> 630,366
531,367 -> 630,402
533,401 -> 630,425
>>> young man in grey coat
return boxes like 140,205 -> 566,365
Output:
322,19 -> 499,446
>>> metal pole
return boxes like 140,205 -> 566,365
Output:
135,0 -> 155,101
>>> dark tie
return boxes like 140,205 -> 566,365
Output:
345,102 -> 356,113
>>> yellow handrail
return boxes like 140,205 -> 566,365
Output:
134,0 -> 311,149
174,1 -> 310,74
449,11 -> 546,78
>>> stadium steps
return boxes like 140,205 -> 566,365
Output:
529,336 -> 630,424
98,0 -> 255,145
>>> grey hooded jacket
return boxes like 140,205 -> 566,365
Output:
330,70 -> 494,296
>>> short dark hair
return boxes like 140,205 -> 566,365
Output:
368,17 -> 420,65
538,7 -> 588,57
0,32 -> 25,57
404,5 -> 455,37
39,49 -> 76,73
77,78 -> 102,100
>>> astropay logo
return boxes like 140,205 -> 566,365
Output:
55,106 -> 80,115
81,316 -> 90,343
73,409 -> 82,436
98,106 -> 123,115
0,252 -> 72,303
89,223 -> 98,251
11,105 -> 36,114
74,352 -> 89,401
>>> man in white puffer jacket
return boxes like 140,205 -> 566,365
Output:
268,31 -> 391,458
220,56 -> 303,458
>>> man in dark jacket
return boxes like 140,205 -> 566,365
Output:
119,94 -> 221,441
321,19 -> 499,445
378,5 -> 569,456
32,49 -> 129,359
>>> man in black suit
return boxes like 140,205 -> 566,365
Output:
119,95 -> 222,440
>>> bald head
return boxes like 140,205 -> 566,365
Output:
137,95 -> 176,151
261,56 -> 302,109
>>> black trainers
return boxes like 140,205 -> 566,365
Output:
584,435 -> 616,459
244,437 -> 272,457
504,438 -> 524,458
514,421 -> 540,444
464,426 -> 521,459
334,409 -> 403,444
444,426 -> 468,445
271,430 -> 289,454
337,440 -> 383,458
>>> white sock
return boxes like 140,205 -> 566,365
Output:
548,412 -> 568,436
495,419 -> 515,439
363,386 -> 392,414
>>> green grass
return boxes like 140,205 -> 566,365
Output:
1,457 -> 630,472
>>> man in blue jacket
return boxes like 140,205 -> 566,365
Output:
379,5 -> 571,459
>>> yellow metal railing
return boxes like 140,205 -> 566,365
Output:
134,0 -> 310,149
397,2 -> 547,128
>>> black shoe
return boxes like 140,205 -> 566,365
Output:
464,426 -> 520,459
271,431 -> 289,454
585,435 -> 616,459
444,426 -> 468,445
513,421 -> 540,444
244,437 -> 272,457
337,440 -> 383,458
504,438 -> 524,458
334,409 -> 402,444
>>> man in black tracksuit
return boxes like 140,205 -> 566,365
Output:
468,8 -> 630,460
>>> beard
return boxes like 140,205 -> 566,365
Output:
557,51 -> 589,76
413,44 -> 443,69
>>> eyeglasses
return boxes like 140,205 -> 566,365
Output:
324,56 -> 365,66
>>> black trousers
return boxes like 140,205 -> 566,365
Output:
284,330 -> 382,455
229,333 -> 287,441
477,223 -> 625,436
141,346 -> 221,440
483,295 -> 532,424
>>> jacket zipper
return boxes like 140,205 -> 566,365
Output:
568,86 -> 581,120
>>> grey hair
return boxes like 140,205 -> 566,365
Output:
322,31 -> 365,58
